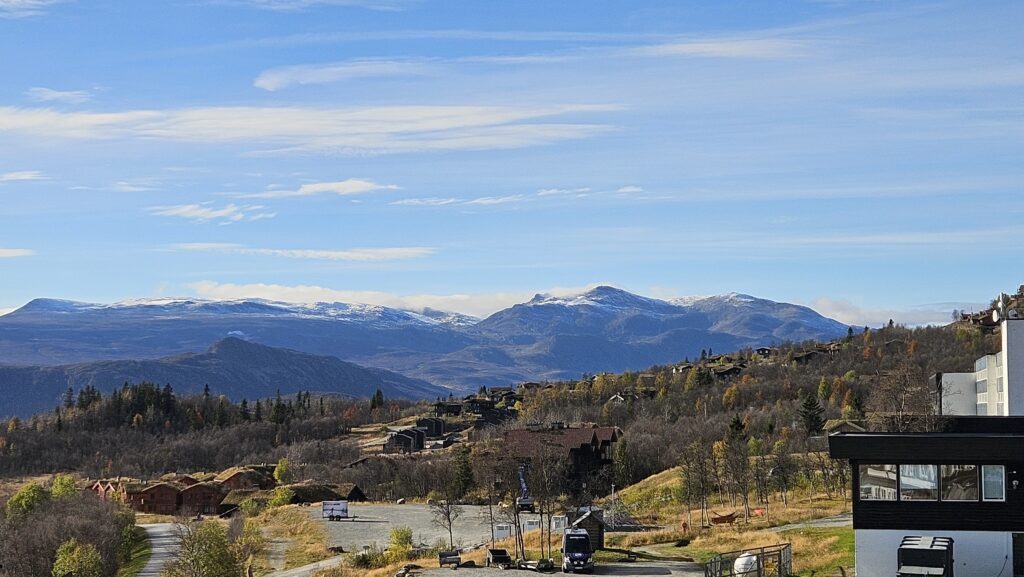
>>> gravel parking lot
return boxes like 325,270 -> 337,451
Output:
420,560 -> 705,577
311,503 -> 494,552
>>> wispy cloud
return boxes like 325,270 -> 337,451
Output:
25,87 -> 91,104
149,203 -> 275,224
239,178 -> 398,199
634,38 -> 807,59
0,0 -> 61,18
389,197 -> 458,206
172,243 -> 434,261
255,59 -> 432,91
0,248 -> 34,258
0,170 -> 47,182
0,105 -> 615,154
466,194 -> 526,206
254,54 -> 570,91
188,280 -> 606,317
616,185 -> 643,193
810,297 -> 986,328
537,187 -> 591,196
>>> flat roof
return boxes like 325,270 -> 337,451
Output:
828,431 -> 1024,462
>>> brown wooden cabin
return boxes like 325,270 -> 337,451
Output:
125,482 -> 180,515
180,482 -> 225,515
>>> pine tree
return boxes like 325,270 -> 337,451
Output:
799,392 -> 826,436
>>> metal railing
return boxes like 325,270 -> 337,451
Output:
704,543 -> 792,577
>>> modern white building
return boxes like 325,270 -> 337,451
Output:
937,313 -> 1024,416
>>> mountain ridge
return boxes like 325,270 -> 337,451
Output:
0,286 -> 849,393
0,337 -> 448,417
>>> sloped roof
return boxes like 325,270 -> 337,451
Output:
180,481 -> 226,495
214,467 -> 270,484
504,427 -> 620,459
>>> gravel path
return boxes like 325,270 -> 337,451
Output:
767,512 -> 852,532
138,523 -> 181,577
264,556 -> 345,577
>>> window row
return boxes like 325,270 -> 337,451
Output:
859,464 -> 1005,502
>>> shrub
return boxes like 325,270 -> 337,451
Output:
52,538 -> 103,577
387,525 -> 413,563
267,487 -> 295,508
349,544 -> 388,569
238,497 -> 264,517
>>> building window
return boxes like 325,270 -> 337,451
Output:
941,465 -> 979,501
982,465 -> 1006,501
859,464 -> 897,501
900,464 -> 938,501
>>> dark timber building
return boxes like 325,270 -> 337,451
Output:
829,417 -> 1024,576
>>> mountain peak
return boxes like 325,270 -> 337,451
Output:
526,285 -> 665,310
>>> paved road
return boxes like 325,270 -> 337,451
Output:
264,556 -> 345,577
313,504 -> 493,552
138,523 -> 181,577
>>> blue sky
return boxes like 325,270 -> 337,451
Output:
0,0 -> 1021,325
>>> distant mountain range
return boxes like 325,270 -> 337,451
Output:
0,286 -> 848,411
0,337 -> 446,417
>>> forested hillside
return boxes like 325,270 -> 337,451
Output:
0,322 -> 992,502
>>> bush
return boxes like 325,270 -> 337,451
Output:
349,544 -> 388,569
4,482 -> 50,518
238,497 -> 264,517
51,474 -> 78,500
52,538 -> 103,577
163,523 -> 242,577
387,525 -> 413,563
267,487 -> 295,508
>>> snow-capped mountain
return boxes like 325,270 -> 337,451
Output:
13,297 -> 475,329
0,287 -> 848,403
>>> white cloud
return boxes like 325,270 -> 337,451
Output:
0,170 -> 47,182
254,54 -> 569,91
188,280 -> 607,317
0,0 -> 61,17
172,243 -> 434,261
389,197 -> 459,206
255,59 -> 432,91
149,203 -> 274,224
635,38 -> 806,59
0,104 -> 614,154
0,307 -> 15,316
810,297 -> 988,327
25,87 -> 90,104
616,185 -> 643,193
0,248 -> 34,257
466,194 -> 526,205
239,178 -> 398,199
537,187 -> 590,196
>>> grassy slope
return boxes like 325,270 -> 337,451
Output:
117,526 -> 153,577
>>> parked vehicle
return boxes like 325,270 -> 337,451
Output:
322,500 -> 349,521
561,528 -> 594,573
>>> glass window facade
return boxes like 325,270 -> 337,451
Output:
982,465 -> 1005,501
859,464 -> 897,501
900,464 -> 938,501
940,465 -> 979,501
